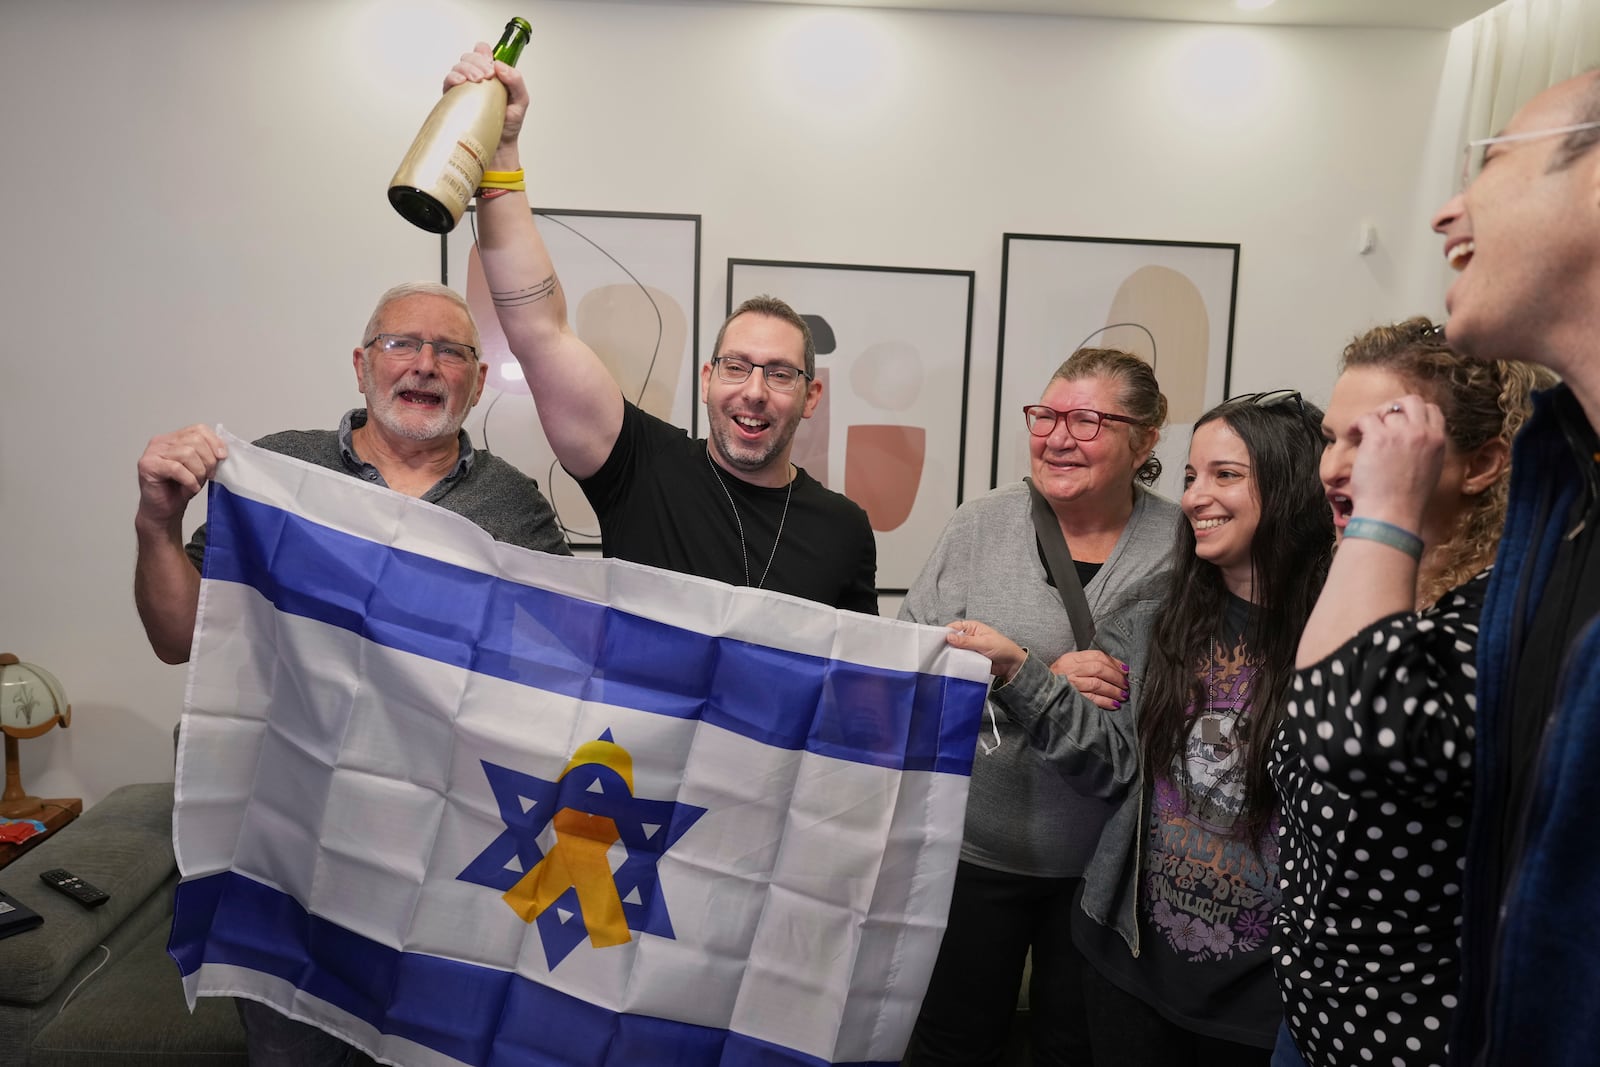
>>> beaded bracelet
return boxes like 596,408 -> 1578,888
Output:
1342,517 -> 1424,561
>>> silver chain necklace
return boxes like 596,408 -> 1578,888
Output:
706,446 -> 793,589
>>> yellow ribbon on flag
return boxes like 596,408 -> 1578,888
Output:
502,738 -> 637,948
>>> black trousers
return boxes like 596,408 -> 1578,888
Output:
1079,960 -> 1271,1067
904,861 -> 1094,1067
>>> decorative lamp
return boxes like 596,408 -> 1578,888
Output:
0,654 -> 72,819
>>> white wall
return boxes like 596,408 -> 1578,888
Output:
0,0 -> 1470,805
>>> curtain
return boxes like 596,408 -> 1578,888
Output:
1464,0 -> 1600,141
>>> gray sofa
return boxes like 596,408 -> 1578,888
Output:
0,782 -> 246,1066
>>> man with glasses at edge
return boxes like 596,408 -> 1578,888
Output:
133,281 -> 568,1063
1430,71 -> 1600,1066
445,46 -> 876,612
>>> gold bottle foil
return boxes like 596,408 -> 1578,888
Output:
388,78 -> 506,234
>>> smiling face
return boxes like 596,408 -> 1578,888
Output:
355,293 -> 487,446
700,311 -> 821,486
1319,366 -> 1473,551
1431,75 -> 1600,370
1029,375 -> 1153,512
1183,418 -> 1260,599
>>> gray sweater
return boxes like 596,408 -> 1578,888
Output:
899,480 -> 1180,877
990,594 -> 1166,951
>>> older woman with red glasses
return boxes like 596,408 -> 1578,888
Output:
901,348 -> 1180,1066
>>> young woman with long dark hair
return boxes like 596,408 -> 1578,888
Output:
947,391 -> 1334,1065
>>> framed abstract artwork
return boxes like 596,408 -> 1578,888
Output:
992,234 -> 1240,502
727,259 -> 975,594
442,207 -> 701,549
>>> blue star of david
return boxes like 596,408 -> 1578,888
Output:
457,731 -> 707,969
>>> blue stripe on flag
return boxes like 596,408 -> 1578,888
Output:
172,872 -> 892,1067
203,485 -> 981,775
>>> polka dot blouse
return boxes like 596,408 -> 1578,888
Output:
1269,571 -> 1485,1067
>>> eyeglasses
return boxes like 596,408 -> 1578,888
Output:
1022,404 -> 1140,441
1227,389 -> 1306,415
1225,389 -> 1326,439
712,355 -> 813,393
1393,320 -> 1449,345
365,334 -> 478,368
1460,120 -> 1600,189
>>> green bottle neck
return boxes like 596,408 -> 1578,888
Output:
492,18 -> 531,67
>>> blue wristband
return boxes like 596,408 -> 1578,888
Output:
1342,517 -> 1424,561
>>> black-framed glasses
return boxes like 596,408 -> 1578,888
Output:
1226,389 -> 1306,415
364,333 -> 478,368
1022,404 -> 1140,441
1224,389 -> 1326,439
712,355 -> 813,393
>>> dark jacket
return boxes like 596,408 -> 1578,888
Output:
1455,383 -> 1600,1066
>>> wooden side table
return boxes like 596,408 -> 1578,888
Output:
0,798 -> 83,870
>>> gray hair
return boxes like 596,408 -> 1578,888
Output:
1050,347 -> 1168,486
360,282 -> 481,357
1552,67 -> 1600,170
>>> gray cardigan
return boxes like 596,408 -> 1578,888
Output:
990,592 -> 1166,954
899,480 -> 1180,877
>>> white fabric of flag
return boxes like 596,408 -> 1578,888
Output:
170,433 -> 988,1067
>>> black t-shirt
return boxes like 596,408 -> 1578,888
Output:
579,402 -> 879,614
1030,535 -> 1104,590
1075,593 -> 1282,1048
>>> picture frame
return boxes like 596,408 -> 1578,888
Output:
992,234 -> 1240,502
727,259 -> 976,594
442,207 -> 701,550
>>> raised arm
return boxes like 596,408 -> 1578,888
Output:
1296,394 -> 1443,666
133,425 -> 225,664
445,44 -> 624,480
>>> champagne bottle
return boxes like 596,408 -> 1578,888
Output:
388,18 -> 532,234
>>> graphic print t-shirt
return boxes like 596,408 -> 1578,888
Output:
1131,594 -> 1284,1046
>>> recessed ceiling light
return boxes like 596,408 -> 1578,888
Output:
1236,0 -> 1277,10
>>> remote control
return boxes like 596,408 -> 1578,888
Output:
38,869 -> 110,909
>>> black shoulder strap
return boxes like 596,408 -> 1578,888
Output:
1025,477 -> 1096,648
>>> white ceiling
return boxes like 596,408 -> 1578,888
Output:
724,0 -> 1503,31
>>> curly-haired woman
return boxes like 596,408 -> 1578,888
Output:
1270,318 -> 1551,1067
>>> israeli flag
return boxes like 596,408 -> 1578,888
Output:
170,433 -> 987,1067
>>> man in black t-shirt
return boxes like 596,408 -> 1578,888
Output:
449,45 -> 876,612
1430,70 -> 1600,1066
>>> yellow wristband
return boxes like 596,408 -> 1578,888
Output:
478,169 -> 525,190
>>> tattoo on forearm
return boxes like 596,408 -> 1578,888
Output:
491,276 -> 559,307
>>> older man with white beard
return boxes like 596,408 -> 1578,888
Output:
134,281 -> 568,1065
134,281 -> 569,666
